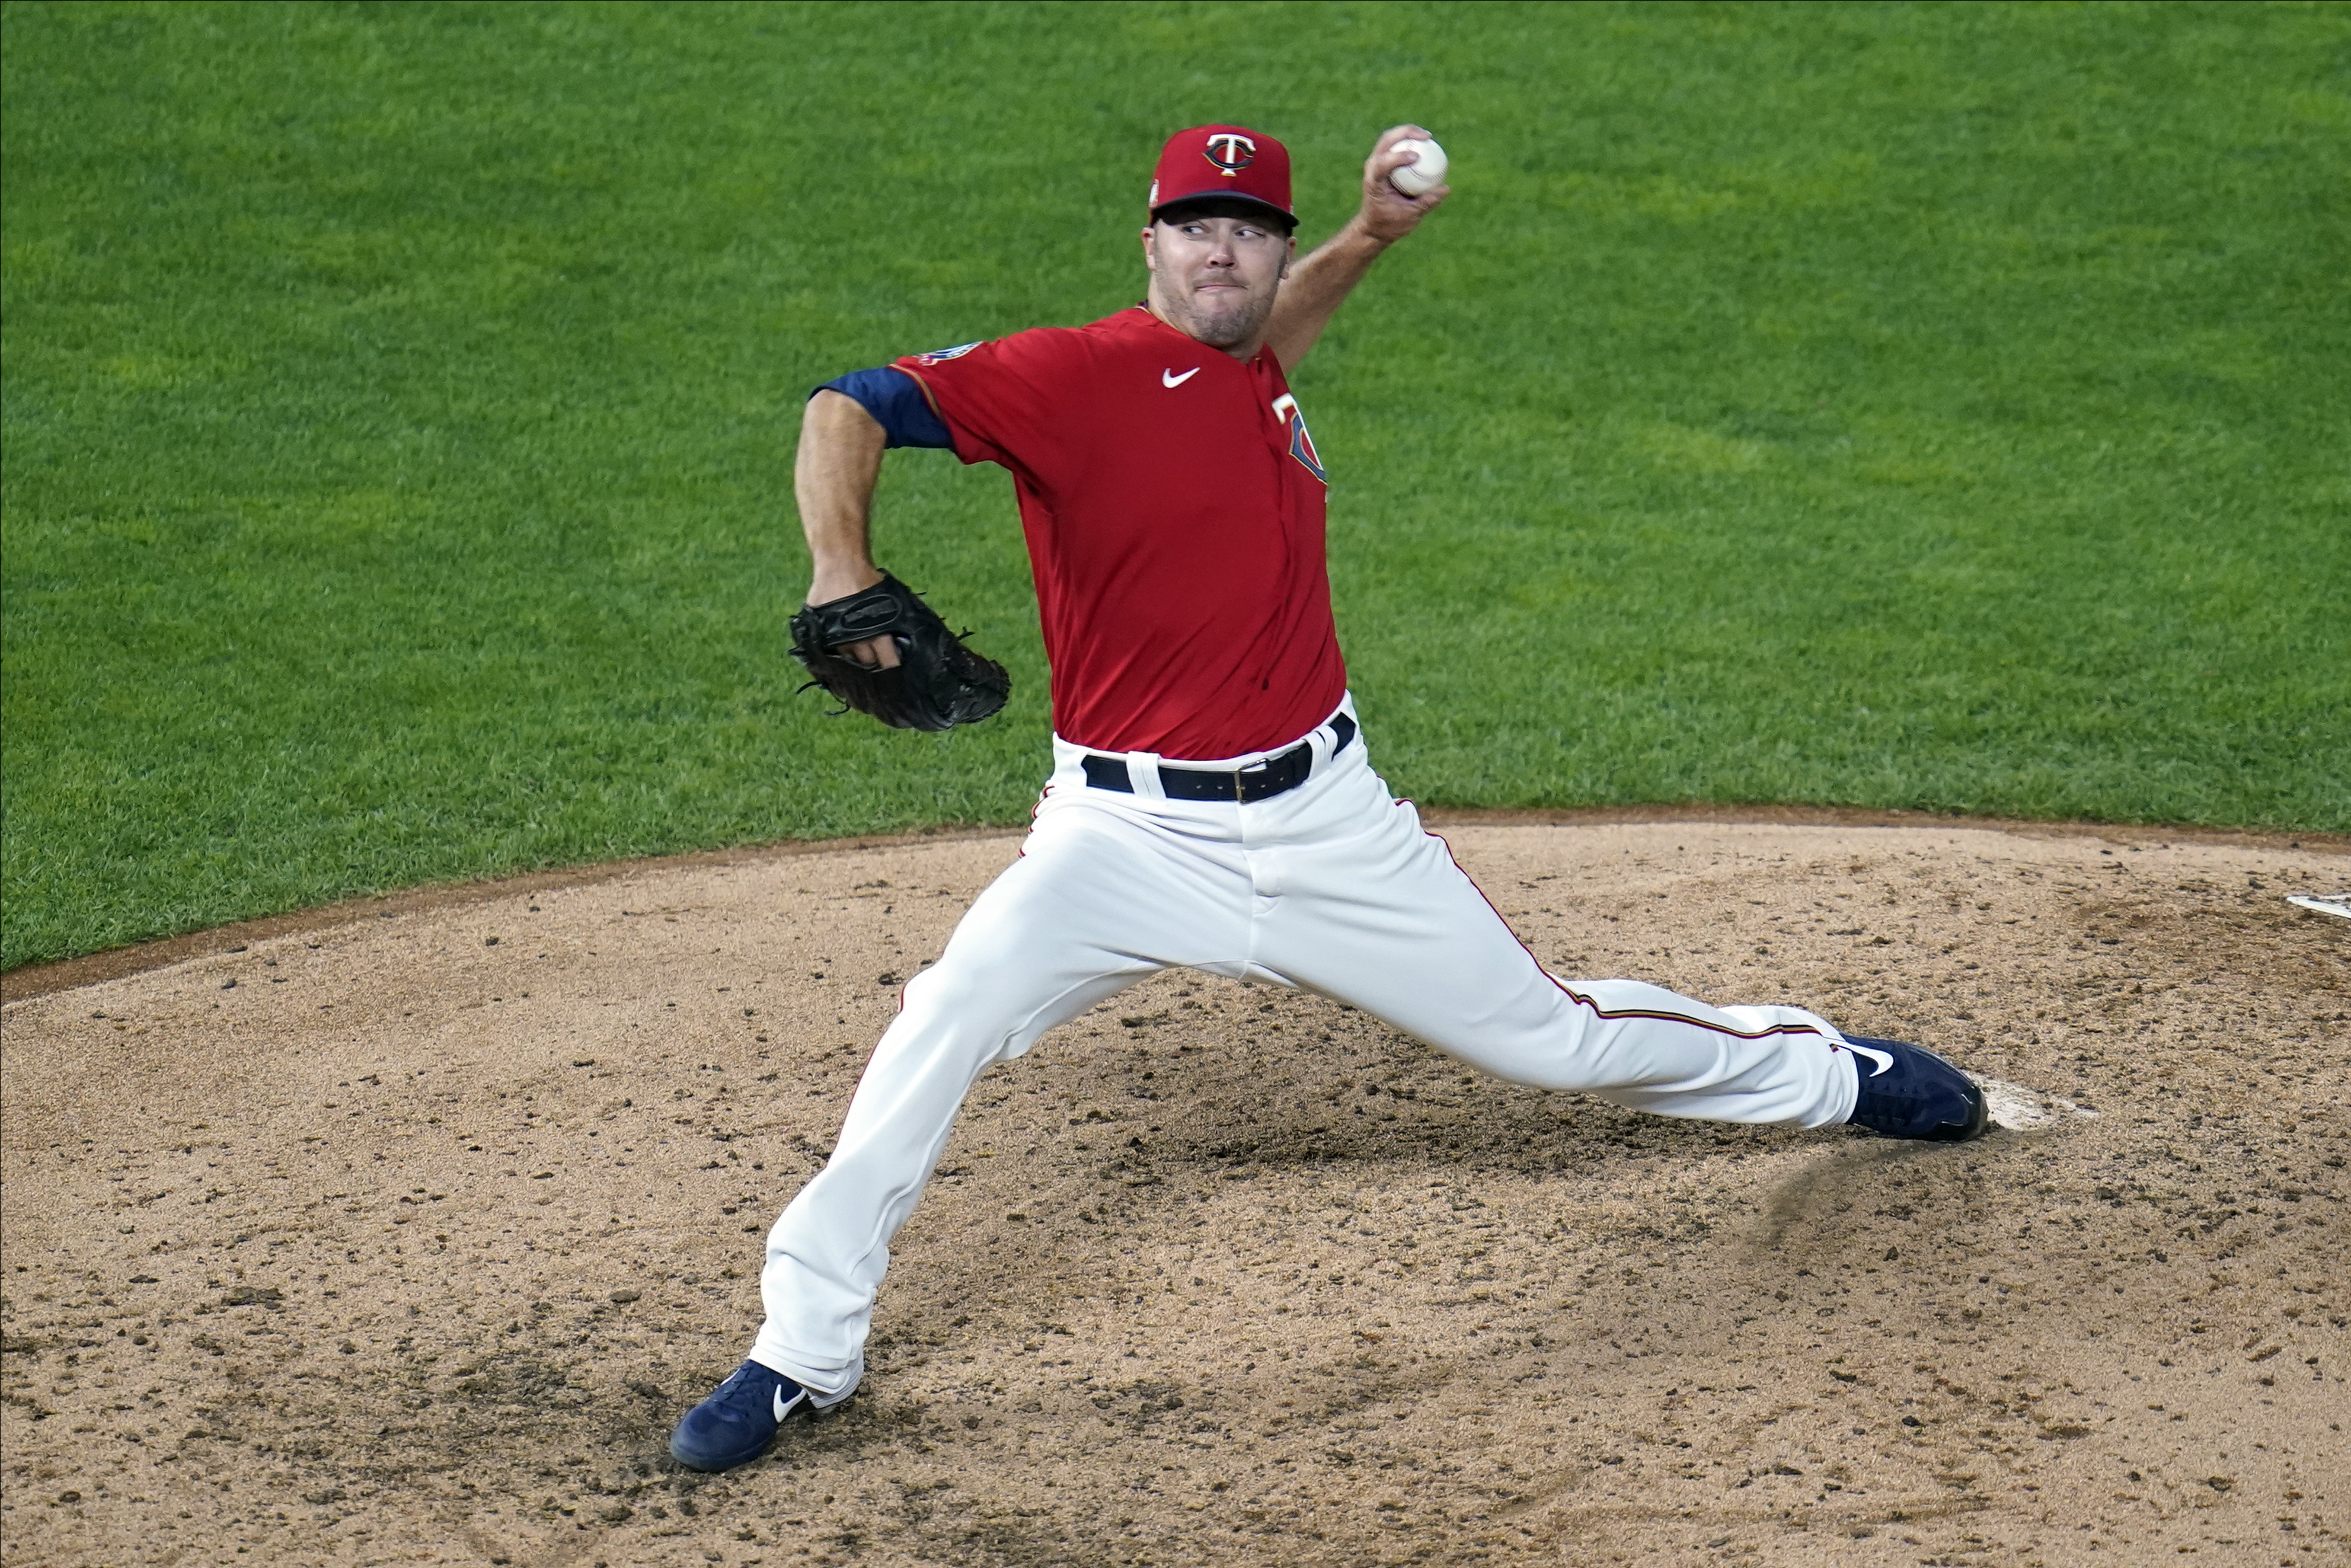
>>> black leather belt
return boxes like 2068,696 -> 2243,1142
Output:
1082,713 -> 1355,803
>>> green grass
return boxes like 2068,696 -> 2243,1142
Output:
4,1 -> 2345,969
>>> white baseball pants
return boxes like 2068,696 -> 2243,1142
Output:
750,698 -> 1861,1394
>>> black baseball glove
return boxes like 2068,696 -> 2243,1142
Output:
788,573 -> 1011,732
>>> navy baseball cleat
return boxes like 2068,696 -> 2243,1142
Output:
668,1360 -> 847,1472
1841,1035 -> 1989,1142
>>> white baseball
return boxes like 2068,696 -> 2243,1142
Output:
1388,137 -> 1447,197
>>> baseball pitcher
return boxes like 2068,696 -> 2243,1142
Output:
672,124 -> 1988,1471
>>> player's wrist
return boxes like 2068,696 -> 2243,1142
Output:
806,560 -> 884,606
1342,210 -> 1399,249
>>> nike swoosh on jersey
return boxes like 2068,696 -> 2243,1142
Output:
1161,367 -> 1200,388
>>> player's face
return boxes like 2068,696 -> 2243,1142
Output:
1143,215 -> 1295,353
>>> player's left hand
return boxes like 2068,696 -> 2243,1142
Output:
789,573 -> 1011,732
1358,124 -> 1450,242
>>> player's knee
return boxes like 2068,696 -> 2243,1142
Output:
887,960 -> 1037,1057
897,953 -> 995,1016
1423,1013 -> 1621,1092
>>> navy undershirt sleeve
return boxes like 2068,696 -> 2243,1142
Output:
814,366 -> 953,450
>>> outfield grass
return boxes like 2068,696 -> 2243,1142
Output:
4,1 -> 2345,968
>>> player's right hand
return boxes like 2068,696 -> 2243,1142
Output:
1359,124 -> 1450,242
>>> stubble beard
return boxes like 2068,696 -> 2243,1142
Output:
1158,277 -> 1277,352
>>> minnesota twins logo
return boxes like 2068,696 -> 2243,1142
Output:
1270,394 -> 1325,484
1202,132 -> 1256,176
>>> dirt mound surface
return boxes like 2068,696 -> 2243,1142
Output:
3,822 -> 2343,1567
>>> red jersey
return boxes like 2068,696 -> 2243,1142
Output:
895,306 -> 1344,760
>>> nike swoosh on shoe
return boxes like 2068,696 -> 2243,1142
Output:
1842,1040 -> 1895,1076
1841,1034 -> 1989,1143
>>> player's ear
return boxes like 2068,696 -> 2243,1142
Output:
1141,224 -> 1158,272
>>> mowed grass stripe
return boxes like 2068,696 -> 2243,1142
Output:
3,1 -> 2344,967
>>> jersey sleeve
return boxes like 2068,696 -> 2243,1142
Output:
892,330 -> 1091,474
813,367 -> 953,449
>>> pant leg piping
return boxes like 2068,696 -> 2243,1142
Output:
1408,805 -> 1840,1048
1549,988 -> 1834,1042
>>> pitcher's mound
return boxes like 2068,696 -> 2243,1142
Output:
3,822 -> 2343,1567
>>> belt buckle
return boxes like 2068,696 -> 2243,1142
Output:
1235,758 -> 1269,803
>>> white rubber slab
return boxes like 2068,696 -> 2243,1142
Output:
1971,1074 -> 2099,1132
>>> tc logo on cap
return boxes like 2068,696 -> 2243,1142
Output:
1202,132 -> 1256,175
1150,124 -> 1292,221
